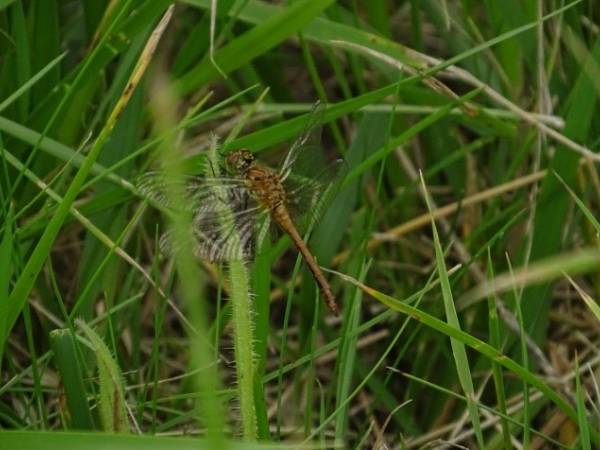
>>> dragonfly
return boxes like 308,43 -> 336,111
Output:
137,102 -> 345,314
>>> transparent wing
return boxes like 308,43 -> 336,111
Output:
136,172 -> 246,212
159,206 -> 262,262
279,101 -> 324,180
192,196 -> 261,261
284,157 -> 348,234
137,171 -> 264,262
275,101 -> 347,233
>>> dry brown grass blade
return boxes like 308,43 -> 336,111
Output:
107,5 -> 174,128
333,169 -> 546,266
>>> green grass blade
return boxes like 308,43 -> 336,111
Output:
333,261 -> 367,443
555,171 -> 600,233
9,0 -> 31,122
486,251 -> 511,449
507,255 -> 530,447
419,173 -> 485,448
0,205 -> 14,371
0,0 -> 16,12
0,52 -> 65,114
0,431 -> 283,450
565,274 -> 600,326
176,0 -> 336,93
30,0 -> 61,104
49,329 -> 95,430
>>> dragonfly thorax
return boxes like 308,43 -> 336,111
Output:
246,166 -> 287,212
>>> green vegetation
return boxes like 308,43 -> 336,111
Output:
1,0 -> 600,448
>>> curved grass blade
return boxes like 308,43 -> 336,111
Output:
420,172 -> 484,448
49,329 -> 95,430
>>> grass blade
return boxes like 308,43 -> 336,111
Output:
177,0 -> 336,93
419,172 -> 485,448
575,356 -> 592,450
0,206 -> 14,371
49,329 -> 95,430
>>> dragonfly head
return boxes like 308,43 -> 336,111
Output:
226,149 -> 255,174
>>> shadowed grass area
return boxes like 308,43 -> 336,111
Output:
2,0 -> 600,448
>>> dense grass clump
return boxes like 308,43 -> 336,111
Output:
1,1 -> 600,448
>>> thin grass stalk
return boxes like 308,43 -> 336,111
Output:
486,251 -> 511,449
206,141 -> 257,440
575,356 -> 592,450
507,255 -> 530,449
228,260 -> 258,438
420,172 -> 485,448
